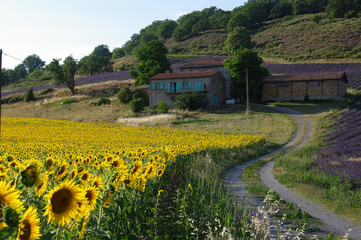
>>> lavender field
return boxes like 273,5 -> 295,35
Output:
316,108 -> 361,185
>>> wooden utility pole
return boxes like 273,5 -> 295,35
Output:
246,68 -> 250,113
0,49 -> 2,138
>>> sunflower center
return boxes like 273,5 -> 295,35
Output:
19,220 -> 31,240
85,191 -> 93,202
51,189 -> 72,214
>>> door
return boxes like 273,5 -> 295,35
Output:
213,95 -> 218,105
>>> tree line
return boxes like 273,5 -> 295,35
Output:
120,0 -> 361,55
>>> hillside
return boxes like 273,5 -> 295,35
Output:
253,14 -> 361,61
162,14 -> 361,62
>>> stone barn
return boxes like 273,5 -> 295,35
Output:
262,72 -> 348,101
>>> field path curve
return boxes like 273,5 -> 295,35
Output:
224,105 -> 361,239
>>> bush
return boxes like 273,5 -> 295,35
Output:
92,97 -> 111,106
24,88 -> 35,102
129,98 -> 145,113
175,92 -> 208,110
40,88 -> 54,95
117,87 -> 133,104
1,95 -> 24,104
156,101 -> 169,113
132,88 -> 149,105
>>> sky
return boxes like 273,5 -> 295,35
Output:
1,0 -> 246,69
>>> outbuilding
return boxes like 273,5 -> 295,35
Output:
262,72 -> 348,101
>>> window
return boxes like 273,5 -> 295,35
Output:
279,82 -> 290,87
309,81 -> 320,86
195,81 -> 202,91
152,83 -> 163,90
183,82 -> 191,89
219,82 -> 223,90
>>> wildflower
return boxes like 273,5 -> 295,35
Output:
17,206 -> 41,240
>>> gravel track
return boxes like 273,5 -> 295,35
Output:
224,105 -> 361,239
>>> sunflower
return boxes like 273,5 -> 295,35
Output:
91,176 -> 103,189
68,168 -> 78,181
136,175 -> 147,192
44,157 -> 55,172
54,162 -> 68,179
84,187 -> 99,210
0,181 -> 24,219
20,160 -> 41,187
80,172 -> 92,184
44,180 -> 86,226
35,173 -> 48,197
17,206 -> 41,240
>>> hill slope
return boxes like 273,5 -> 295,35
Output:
162,13 -> 361,62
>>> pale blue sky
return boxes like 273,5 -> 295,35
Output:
1,0 -> 246,69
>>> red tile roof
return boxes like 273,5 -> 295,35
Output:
179,59 -> 225,69
263,72 -> 347,83
150,71 -> 219,80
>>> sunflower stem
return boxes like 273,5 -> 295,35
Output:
97,204 -> 103,229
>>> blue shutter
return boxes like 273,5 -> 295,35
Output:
219,83 -> 223,90
176,82 -> 181,93
160,83 -> 163,89
167,83 -> 171,93
195,81 -> 201,91
151,83 -> 156,90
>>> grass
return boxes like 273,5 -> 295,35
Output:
271,94 -> 361,227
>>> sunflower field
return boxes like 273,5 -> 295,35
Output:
0,116 -> 267,239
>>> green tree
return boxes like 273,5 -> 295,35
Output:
209,9 -> 231,29
132,40 -> 171,86
79,55 -> 111,76
269,0 -> 293,19
47,56 -> 78,94
224,48 -> 269,101
158,19 -> 178,39
224,27 -> 254,55
23,54 -> 45,74
238,0 -> 272,25
28,68 -> 43,81
14,63 -> 27,80
92,44 -> 112,58
325,0 -> 361,18
227,13 -> 251,32
122,33 -> 140,55
112,48 -> 125,59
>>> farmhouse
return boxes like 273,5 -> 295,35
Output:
149,71 -> 226,107
178,59 -> 232,97
262,72 -> 348,101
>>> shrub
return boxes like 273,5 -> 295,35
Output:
175,92 -> 208,110
129,98 -> 145,113
1,95 -> 24,104
40,88 -> 55,95
24,88 -> 35,102
156,101 -> 169,113
92,97 -> 111,106
132,88 -> 149,105
117,86 -> 133,104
